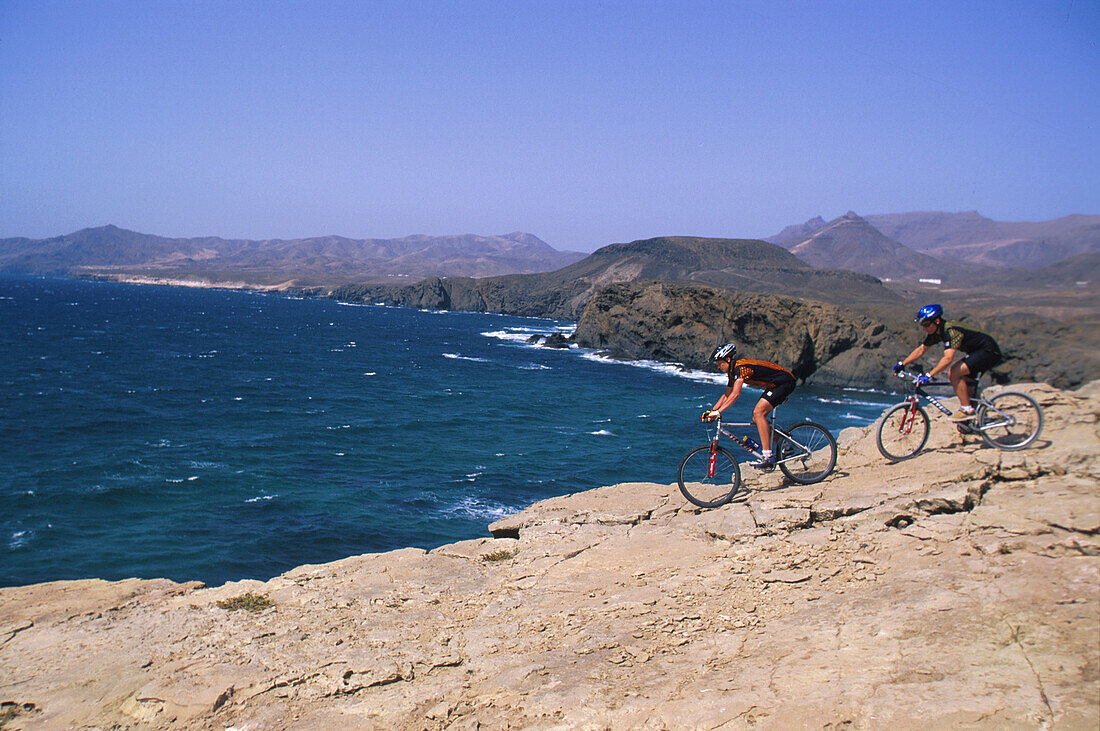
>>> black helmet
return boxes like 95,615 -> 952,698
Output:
711,343 -> 736,361
915,304 -> 943,324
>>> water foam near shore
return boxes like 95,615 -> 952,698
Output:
0,275 -> 897,588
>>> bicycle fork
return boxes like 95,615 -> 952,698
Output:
897,398 -> 919,433
707,440 -> 718,477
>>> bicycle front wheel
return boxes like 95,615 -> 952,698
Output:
777,422 -> 837,484
876,403 -> 931,461
677,445 -> 742,508
978,391 -> 1043,450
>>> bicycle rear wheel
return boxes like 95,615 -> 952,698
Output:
977,391 -> 1043,450
677,445 -> 742,508
777,422 -> 837,484
876,403 -> 930,461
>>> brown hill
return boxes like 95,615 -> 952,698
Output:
781,212 -> 966,283
334,236 -> 900,319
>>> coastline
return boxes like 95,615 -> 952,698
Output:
2,380 -> 1097,728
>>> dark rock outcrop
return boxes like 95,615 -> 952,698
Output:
571,281 -> 1100,389
572,281 -> 906,388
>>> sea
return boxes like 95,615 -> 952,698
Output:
0,274 -> 898,588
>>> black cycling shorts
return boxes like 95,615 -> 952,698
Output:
962,349 -> 1001,378
761,379 -> 796,407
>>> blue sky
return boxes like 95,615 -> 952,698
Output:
2,1 -> 1097,251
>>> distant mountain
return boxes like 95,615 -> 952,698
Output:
0,225 -> 587,286
765,216 -> 827,247
863,212 -> 1100,269
993,250 -> 1100,288
776,212 -> 964,282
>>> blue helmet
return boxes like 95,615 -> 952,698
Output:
915,304 -> 943,324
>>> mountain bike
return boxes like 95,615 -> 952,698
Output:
677,408 -> 837,508
876,371 -> 1043,461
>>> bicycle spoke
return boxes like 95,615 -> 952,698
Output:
677,445 -> 741,508
979,392 -> 1043,450
778,423 -> 837,484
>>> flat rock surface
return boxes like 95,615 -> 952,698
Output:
1,382 -> 1098,729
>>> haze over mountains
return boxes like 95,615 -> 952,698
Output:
0,211 -> 1096,291
768,210 -> 1100,282
0,226 -> 586,286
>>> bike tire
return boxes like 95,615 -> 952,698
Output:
977,391 -> 1043,450
777,422 -> 837,484
677,445 -> 742,508
876,403 -> 931,461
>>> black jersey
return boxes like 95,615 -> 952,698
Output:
728,358 -> 796,389
923,320 -> 1000,355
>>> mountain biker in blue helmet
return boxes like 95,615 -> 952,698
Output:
894,304 -> 1002,421
703,342 -> 798,469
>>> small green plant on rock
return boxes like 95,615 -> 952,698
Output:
216,592 -> 274,612
482,548 -> 517,563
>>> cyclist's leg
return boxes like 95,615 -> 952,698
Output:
955,350 -> 1000,409
948,359 -> 973,408
752,398 -> 774,451
756,380 -> 795,452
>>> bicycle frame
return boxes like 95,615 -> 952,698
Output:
894,373 -> 988,434
702,410 -> 812,469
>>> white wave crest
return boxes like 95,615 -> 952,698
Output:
578,351 -> 726,384
443,353 -> 490,363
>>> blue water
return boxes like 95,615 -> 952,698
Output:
0,275 -> 897,588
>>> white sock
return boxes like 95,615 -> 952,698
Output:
762,450 -> 773,458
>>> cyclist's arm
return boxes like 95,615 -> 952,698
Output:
899,343 -> 929,369
927,348 -> 958,377
712,378 -> 744,414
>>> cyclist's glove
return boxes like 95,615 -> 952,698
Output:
701,410 -> 721,421
916,373 -> 931,386
893,361 -> 905,374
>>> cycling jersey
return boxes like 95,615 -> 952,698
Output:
728,358 -> 796,390
923,320 -> 1001,355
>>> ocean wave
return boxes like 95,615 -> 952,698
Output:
589,429 -> 615,436
245,494 -> 277,503
815,397 -> 892,408
577,351 -> 726,384
444,496 -> 514,522
9,529 -> 32,549
443,353 -> 491,363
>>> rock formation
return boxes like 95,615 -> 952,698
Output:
1,381 -> 1097,729
569,280 -> 1100,390
571,281 -> 909,389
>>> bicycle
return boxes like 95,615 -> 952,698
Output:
876,370 -> 1043,461
677,408 -> 838,508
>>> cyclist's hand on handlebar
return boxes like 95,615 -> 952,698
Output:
893,361 -> 905,374
701,410 -> 721,421
916,373 -> 931,386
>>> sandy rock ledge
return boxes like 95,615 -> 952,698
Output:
1,382 -> 1098,729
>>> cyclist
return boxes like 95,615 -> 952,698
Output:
895,304 -> 1003,421
702,343 -> 797,469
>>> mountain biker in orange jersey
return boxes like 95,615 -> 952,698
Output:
895,304 -> 1003,421
702,343 -> 797,469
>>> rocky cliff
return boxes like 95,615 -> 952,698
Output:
570,280 -> 1100,390
1,381 -> 1096,729
571,281 -> 909,389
